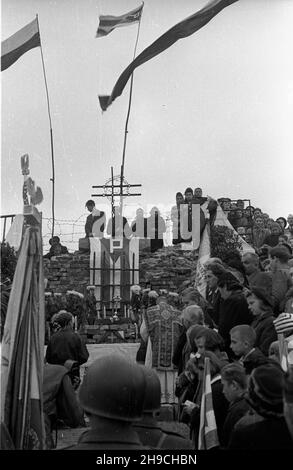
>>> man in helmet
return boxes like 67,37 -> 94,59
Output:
133,367 -> 193,449
64,355 -> 147,450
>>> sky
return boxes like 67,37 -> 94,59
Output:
1,0 -> 293,250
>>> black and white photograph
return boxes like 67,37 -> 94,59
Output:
1,0 -> 293,457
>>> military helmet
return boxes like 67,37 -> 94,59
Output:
141,367 -> 161,412
78,355 -> 146,421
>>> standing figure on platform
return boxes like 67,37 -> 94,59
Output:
171,192 -> 185,245
140,295 -> 182,404
146,207 -> 166,253
131,208 -> 147,238
85,200 -> 106,238
107,206 -> 131,238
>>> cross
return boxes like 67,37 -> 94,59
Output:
91,166 -> 141,218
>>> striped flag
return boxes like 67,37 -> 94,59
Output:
98,0 -> 238,110
96,4 -> 143,38
1,226 -> 45,449
213,203 -> 255,255
198,357 -> 219,450
194,219 -> 211,299
1,17 -> 40,71
278,333 -> 289,372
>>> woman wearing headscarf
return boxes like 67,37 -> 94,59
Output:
245,288 -> 277,356
45,310 -> 89,380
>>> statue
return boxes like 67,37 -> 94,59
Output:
21,154 -> 43,206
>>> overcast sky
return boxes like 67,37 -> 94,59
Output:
1,0 -> 293,248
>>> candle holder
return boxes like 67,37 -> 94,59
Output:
112,295 -> 122,322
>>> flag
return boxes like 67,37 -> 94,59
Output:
1,17 -> 40,72
1,225 -> 45,449
96,4 -> 143,38
278,333 -> 289,372
194,220 -> 211,299
213,203 -> 255,254
99,0 -> 238,110
198,357 -> 219,450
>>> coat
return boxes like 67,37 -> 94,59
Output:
218,290 -> 253,355
251,312 -> 277,356
228,417 -> 293,449
222,396 -> 251,448
45,328 -> 89,367
63,422 -> 145,450
239,347 -> 269,374
133,416 -> 193,449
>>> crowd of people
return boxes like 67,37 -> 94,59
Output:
217,197 -> 293,251
34,239 -> 293,450
44,190 -> 293,258
36,190 -> 293,450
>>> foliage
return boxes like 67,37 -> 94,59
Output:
1,283 -> 11,340
0,242 -> 17,283
210,225 -> 242,261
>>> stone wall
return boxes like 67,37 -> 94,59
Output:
44,253 -> 90,295
44,246 -> 197,295
139,246 -> 198,293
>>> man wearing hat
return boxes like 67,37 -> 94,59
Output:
133,367 -> 193,449
44,236 -> 68,259
217,272 -> 253,357
228,363 -> 293,449
64,355 -> 147,450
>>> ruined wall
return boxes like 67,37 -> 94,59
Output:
44,254 -> 90,295
44,246 -> 197,294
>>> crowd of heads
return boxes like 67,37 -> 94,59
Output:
217,198 -> 293,252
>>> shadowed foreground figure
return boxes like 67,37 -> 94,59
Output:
64,355 -> 147,450
133,367 -> 193,449
228,363 -> 293,449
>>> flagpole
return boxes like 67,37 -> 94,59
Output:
120,2 -> 144,212
36,14 -> 55,238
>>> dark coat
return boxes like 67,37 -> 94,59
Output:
133,417 -> 193,449
240,347 -> 270,374
218,291 -> 253,355
64,423 -> 145,450
45,328 -> 89,367
251,312 -> 277,356
222,396 -> 250,448
228,417 -> 293,449
85,211 -> 105,237
206,288 -> 222,326
43,364 -> 83,449
172,326 -> 187,375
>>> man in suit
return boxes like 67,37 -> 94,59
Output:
85,200 -> 106,238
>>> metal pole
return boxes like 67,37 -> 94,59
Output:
36,14 -> 55,238
120,5 -> 144,211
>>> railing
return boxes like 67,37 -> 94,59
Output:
1,214 -> 16,243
